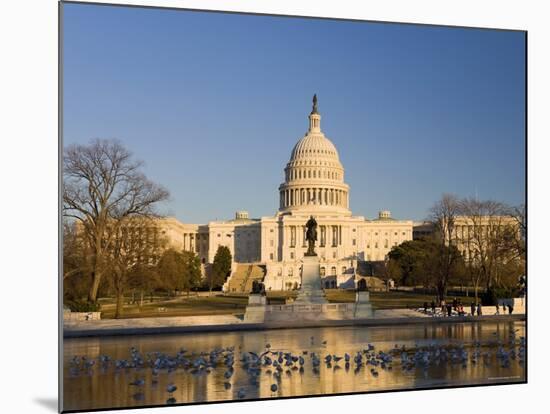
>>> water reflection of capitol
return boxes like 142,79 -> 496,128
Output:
62,321 -> 525,408
161,96 -> 414,291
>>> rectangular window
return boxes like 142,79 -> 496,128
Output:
269,253 -> 274,260
352,239 -> 356,246
290,226 -> 296,248
290,252 -> 295,259
320,225 -> 326,247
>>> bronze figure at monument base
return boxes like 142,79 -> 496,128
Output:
304,215 -> 318,256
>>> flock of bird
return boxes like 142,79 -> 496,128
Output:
67,329 -> 525,405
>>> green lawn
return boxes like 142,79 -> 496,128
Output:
96,289 -> 447,319
99,295 -> 248,319
296,289 -> 440,309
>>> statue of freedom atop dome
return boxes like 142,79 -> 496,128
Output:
311,93 -> 319,114
305,215 -> 318,256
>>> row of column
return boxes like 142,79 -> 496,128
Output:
285,224 -> 342,248
183,233 -> 196,252
286,168 -> 340,181
280,187 -> 348,209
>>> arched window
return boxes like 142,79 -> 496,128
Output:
342,266 -> 346,274
331,266 -> 337,275
320,267 -> 326,276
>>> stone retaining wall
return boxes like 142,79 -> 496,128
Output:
244,302 -> 374,323
63,310 -> 102,321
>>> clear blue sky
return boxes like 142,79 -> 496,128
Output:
62,3 -> 526,224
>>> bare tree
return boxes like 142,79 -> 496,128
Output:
458,198 -> 516,297
107,216 -> 165,318
63,139 -> 169,303
429,193 -> 460,245
63,220 -> 93,303
505,203 -> 526,260
63,220 -> 88,280
428,194 -> 461,301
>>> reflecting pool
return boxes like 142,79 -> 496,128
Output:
63,321 -> 525,411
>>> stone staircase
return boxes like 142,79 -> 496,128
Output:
225,264 -> 266,294
356,261 -> 387,291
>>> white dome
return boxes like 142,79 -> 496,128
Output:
278,95 -> 351,217
290,134 -> 340,164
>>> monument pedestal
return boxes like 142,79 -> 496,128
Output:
243,256 -> 376,323
294,255 -> 328,304
243,294 -> 267,323
354,291 -> 374,318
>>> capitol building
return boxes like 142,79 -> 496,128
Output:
161,96 -> 414,291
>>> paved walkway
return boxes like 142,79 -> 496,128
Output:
64,306 -> 525,338
64,314 -> 242,331
391,305 -> 526,318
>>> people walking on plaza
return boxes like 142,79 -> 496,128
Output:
471,302 -> 476,316
431,300 -> 436,314
446,303 -> 453,317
